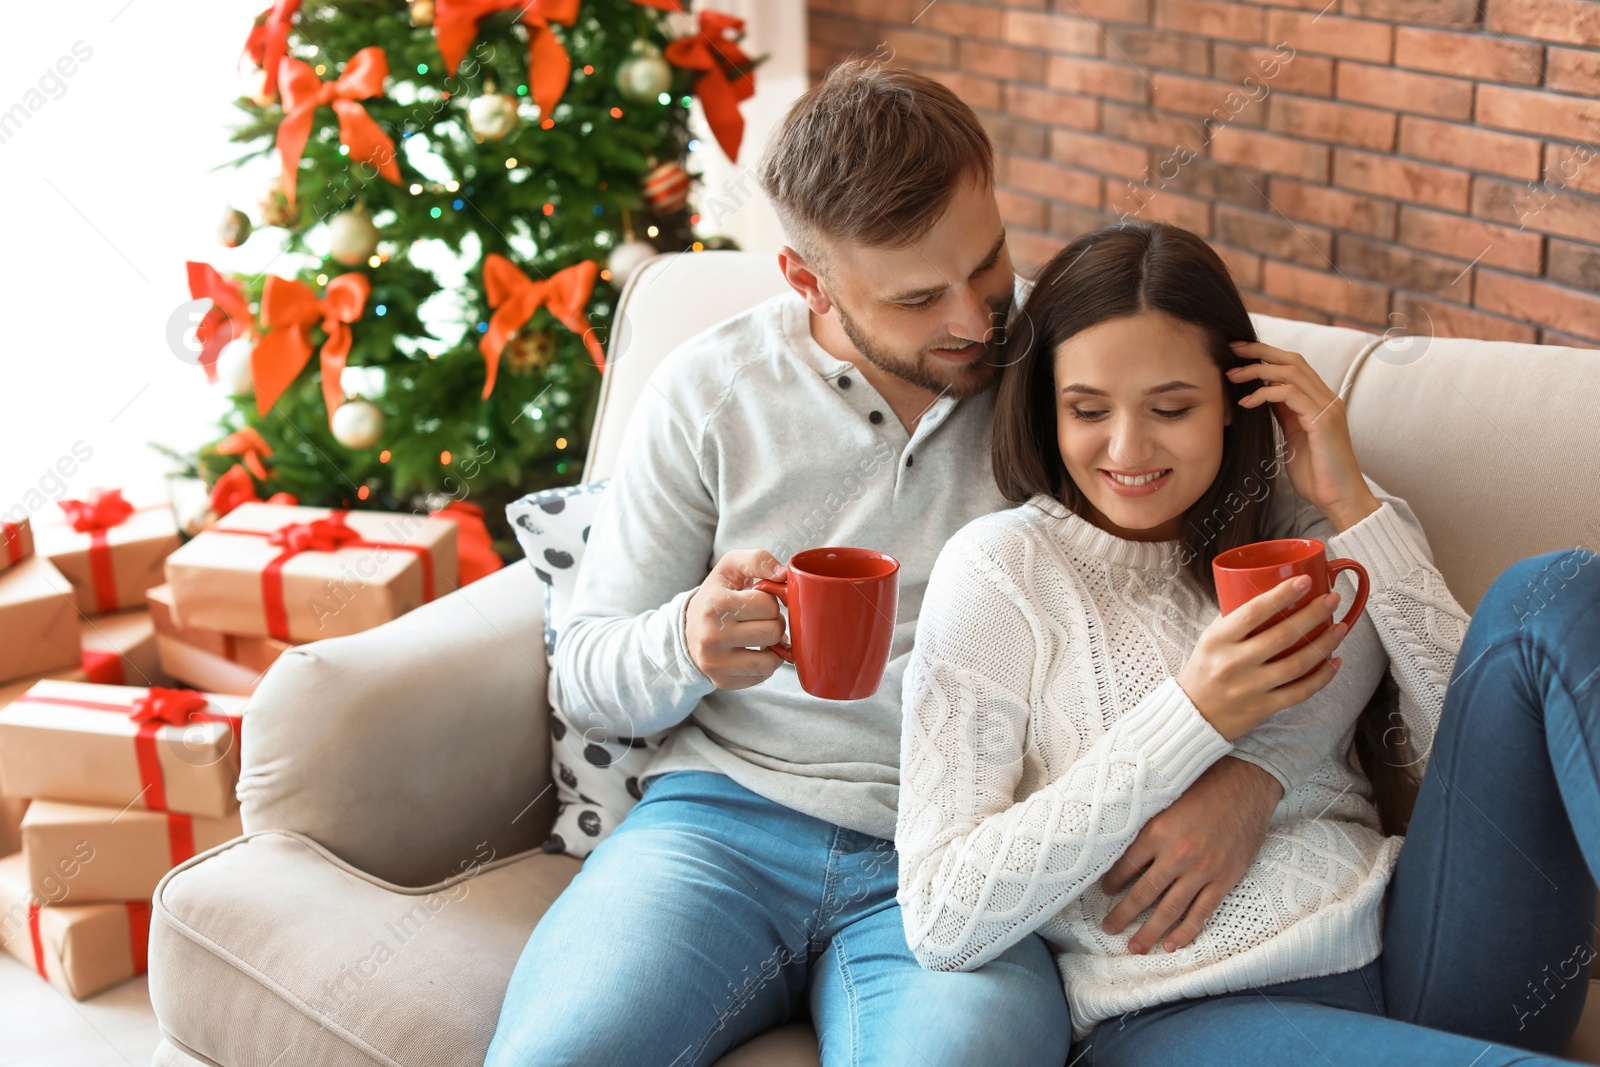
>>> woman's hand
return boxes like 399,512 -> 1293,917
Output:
1177,574 -> 1348,741
1226,340 -> 1381,532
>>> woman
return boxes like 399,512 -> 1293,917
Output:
895,219 -> 1600,1064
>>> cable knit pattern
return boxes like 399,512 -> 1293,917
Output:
896,493 -> 1470,1038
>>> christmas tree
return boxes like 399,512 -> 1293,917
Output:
178,0 -> 756,549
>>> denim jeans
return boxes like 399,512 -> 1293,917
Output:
1074,549 -> 1600,1066
484,768 -> 1073,1066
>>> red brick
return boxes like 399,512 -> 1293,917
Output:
1243,291 -> 1333,324
1342,0 -> 1480,27
1004,84 -> 1100,130
1208,126 -> 1329,181
1484,0 -> 1600,48
1045,55 -> 1151,103
1333,148 -> 1471,212
1473,176 -> 1600,244
1003,10 -> 1101,54
1397,205 -> 1545,272
1475,270 -> 1600,342
1477,84 -> 1600,141
1214,243 -> 1264,288
1268,178 -> 1397,237
916,1 -> 1005,39
1547,238 -> 1600,291
1393,27 -> 1543,85
1547,47 -> 1600,95
1215,204 -> 1334,267
1009,228 -> 1069,276
1335,234 -> 1474,300
1154,0 -> 1263,42
996,186 -> 1050,231
1061,0 -> 1152,22
1262,260 -> 1389,322
1050,129 -> 1151,180
1264,11 -> 1393,64
1392,294 -> 1539,344
1102,103 -> 1210,151
1107,180 -> 1213,233
1397,117 -> 1543,182
1212,43 -> 1334,97
1048,201 -> 1114,240
879,28 -> 956,67
1152,73 -> 1269,127
1334,62 -> 1474,122
1006,154 -> 1105,206
926,68 -> 1002,112
1162,156 -> 1270,205
1267,95 -> 1396,151
960,39 -> 1047,82
1104,26 -> 1210,76
978,111 -> 1050,157
1542,141 -> 1600,198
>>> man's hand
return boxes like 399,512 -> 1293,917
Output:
685,550 -> 789,690
1099,756 -> 1282,955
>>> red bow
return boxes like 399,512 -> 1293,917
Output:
129,687 -> 212,728
434,0 -> 580,118
243,0 -> 302,100
665,11 -> 756,161
630,0 -> 685,9
186,263 -> 253,383
276,47 -> 401,209
254,272 -> 370,424
480,255 -> 605,397
216,427 -> 274,481
209,464 -> 298,518
430,500 -> 503,585
60,489 -> 134,533
267,513 -> 363,554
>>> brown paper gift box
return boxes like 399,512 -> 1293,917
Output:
0,555 -> 82,685
1,515 -> 33,575
155,634 -> 265,696
0,853 -> 149,1000
0,666 -> 89,712
81,608 -> 169,688
0,797 -> 27,858
36,496 -> 180,617
21,799 -> 242,904
147,583 -> 293,674
0,680 -> 245,818
163,502 -> 460,642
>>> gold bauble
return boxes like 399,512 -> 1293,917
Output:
506,330 -> 557,375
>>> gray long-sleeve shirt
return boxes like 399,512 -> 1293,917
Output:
550,286 -> 1422,840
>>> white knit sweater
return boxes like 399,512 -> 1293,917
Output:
895,492 -> 1472,1038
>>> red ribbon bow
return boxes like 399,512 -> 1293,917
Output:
60,488 -> 133,533
434,0 -> 580,118
129,687 -> 213,728
217,427 -> 274,481
2,521 -> 24,565
209,464 -> 298,518
243,0 -> 302,100
665,11 -> 756,162
276,46 -> 401,209
254,272 -> 371,425
267,513 -> 364,554
480,255 -> 605,398
186,263 -> 254,383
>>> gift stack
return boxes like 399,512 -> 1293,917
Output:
0,681 -> 247,999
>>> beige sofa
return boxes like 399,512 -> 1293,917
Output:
147,250 -> 1600,1066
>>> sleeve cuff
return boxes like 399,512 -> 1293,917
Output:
1327,500 -> 1430,593
1117,676 -> 1234,784
668,585 -> 715,692
1225,747 -> 1294,798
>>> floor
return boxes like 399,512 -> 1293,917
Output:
0,953 -> 164,1066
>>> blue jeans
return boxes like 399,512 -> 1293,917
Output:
1075,549 -> 1600,1066
484,769 -> 1072,1066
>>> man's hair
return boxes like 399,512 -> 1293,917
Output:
758,59 -> 994,270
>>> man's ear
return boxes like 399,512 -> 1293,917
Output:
777,245 -> 833,316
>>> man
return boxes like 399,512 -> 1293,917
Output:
485,59 -> 1401,1066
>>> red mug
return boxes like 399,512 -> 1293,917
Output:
1212,538 -> 1370,682
753,547 -> 900,701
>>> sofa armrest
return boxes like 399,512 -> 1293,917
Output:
237,561 -> 554,887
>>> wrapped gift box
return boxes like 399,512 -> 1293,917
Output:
1,516 -> 33,575
0,680 -> 244,818
0,667 -> 89,712
36,490 -> 180,616
147,584 -> 292,674
21,799 -> 242,904
164,502 -> 459,642
81,609 -> 169,688
0,797 -> 26,858
0,853 -> 149,1000
0,556 -> 81,684
155,634 -> 264,696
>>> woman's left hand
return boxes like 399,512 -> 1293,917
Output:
1226,340 -> 1381,532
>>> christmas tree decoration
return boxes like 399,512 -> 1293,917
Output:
434,0 -> 579,118
616,42 -> 673,103
276,47 -> 401,209
214,338 -> 256,397
642,159 -> 690,214
187,262 -> 253,384
330,399 -> 385,450
480,255 -> 605,398
408,0 -> 435,27
218,208 -> 253,249
258,183 -> 297,228
326,206 -> 381,267
252,273 -> 371,424
242,0 -> 302,101
504,330 -> 558,376
606,239 -> 658,289
664,10 -> 758,161
216,427 -> 275,481
467,91 -> 521,141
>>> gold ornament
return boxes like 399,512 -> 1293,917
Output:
409,0 -> 435,27
505,330 -> 556,375
259,184 -> 297,228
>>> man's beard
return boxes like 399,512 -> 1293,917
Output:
834,300 -> 1004,400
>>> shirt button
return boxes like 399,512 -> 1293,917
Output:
868,410 -> 883,424
838,375 -> 852,389
907,454 -> 914,467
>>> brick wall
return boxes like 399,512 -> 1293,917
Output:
807,0 -> 1600,347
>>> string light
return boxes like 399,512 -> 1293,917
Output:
609,106 -> 623,118
374,301 -> 387,313
315,64 -> 326,75
316,273 -> 329,285
692,241 -> 704,252
583,65 -> 594,75
369,256 -> 382,269
541,118 -> 555,129
658,92 -> 671,105
505,157 -> 519,169
445,179 -> 460,191
357,485 -> 371,500
409,183 -> 423,194
600,269 -> 612,281
416,63 -> 428,74
430,206 -> 442,218
646,225 -> 659,238
440,450 -> 452,465
379,450 -> 391,463
556,437 -> 568,449
542,203 -> 554,215
516,84 -> 528,96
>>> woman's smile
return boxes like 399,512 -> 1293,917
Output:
1099,468 -> 1174,496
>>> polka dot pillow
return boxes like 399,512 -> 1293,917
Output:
506,480 -> 668,859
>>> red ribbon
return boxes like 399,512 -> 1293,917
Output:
254,272 -> 371,424
276,46 -> 401,209
429,500 -> 502,585
209,465 -> 298,519
2,521 -> 24,565
217,427 -> 275,482
81,649 -> 126,685
242,0 -> 302,100
186,262 -> 253,383
14,688 -> 241,816
480,255 -> 605,397
58,489 -> 134,615
26,901 -> 152,981
664,11 -> 757,161
219,510 -> 436,641
434,0 -> 581,118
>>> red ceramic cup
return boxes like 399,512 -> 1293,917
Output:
753,547 -> 900,701
1212,538 -> 1370,682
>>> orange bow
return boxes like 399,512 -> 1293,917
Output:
434,0 -> 580,118
209,465 -> 297,518
480,255 -> 605,398
276,47 -> 401,209
217,427 -> 274,481
254,272 -> 371,424
186,262 -> 253,383
60,489 -> 133,533
243,0 -> 302,100
665,11 -> 756,162
129,688 -> 212,728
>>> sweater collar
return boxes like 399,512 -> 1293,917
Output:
1024,493 -> 1185,571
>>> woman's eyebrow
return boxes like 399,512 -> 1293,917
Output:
1059,381 -> 1203,396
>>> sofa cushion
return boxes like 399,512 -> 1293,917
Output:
149,830 -> 821,1066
